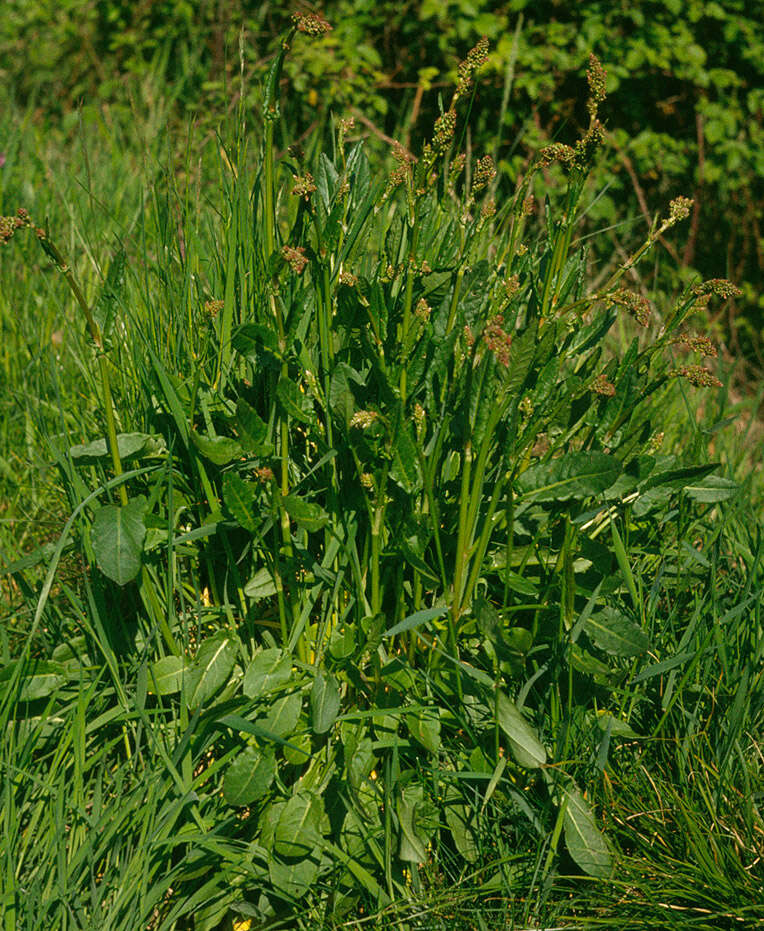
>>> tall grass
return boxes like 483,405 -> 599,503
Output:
1,16 -> 762,930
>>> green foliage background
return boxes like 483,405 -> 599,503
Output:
2,0 -> 763,362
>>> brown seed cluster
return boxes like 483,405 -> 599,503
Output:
291,172 -> 317,200
255,466 -> 274,483
338,270 -> 358,287
610,288 -> 651,327
350,410 -> 379,429
291,11 -> 332,37
671,364 -> 722,388
204,299 -> 224,317
414,298 -> 431,322
692,278 -> 742,299
671,333 -> 718,357
483,314 -> 512,367
668,196 -> 693,223
586,54 -> 607,116
472,155 -> 496,194
433,109 -> 457,154
455,37 -> 489,101
592,373 -> 616,396
281,244 -> 308,274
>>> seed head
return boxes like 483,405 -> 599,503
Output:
692,278 -> 742,300
255,466 -> 275,483
291,172 -> 317,200
586,54 -> 607,117
592,373 -> 616,396
472,155 -> 496,194
433,109 -> 457,153
540,143 -> 575,168
668,196 -> 693,224
204,299 -> 224,317
455,37 -> 489,99
415,298 -> 431,322
281,244 -> 308,274
338,270 -> 357,287
671,333 -> 718,357
671,365 -> 722,388
291,11 -> 332,37
484,314 -> 512,367
610,288 -> 651,327
350,410 -> 379,429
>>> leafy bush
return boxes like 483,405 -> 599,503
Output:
1,15 -> 761,931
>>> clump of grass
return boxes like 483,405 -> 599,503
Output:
1,14 -> 760,931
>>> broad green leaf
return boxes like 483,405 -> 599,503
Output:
190,431 -> 243,465
223,746 -> 277,806
283,729 -> 312,765
69,432 -> 162,463
390,421 -> 421,492
595,710 -> 640,738
310,671 -> 341,734
231,323 -> 281,360
273,791 -> 324,858
186,631 -> 237,707
397,785 -> 438,863
283,494 -> 329,533
276,377 -> 312,423
147,655 -> 188,696
585,608 -> 650,656
91,497 -> 147,585
495,691 -> 547,769
261,691 -> 302,738
222,473 -> 258,532
236,397 -> 273,456
244,567 -> 278,601
243,648 -> 292,699
563,784 -> 612,878
328,623 -> 355,660
517,451 -> 620,502
445,799 -> 478,863
406,706 -> 441,754
0,660 -> 68,701
684,475 -> 738,503
268,853 -> 319,901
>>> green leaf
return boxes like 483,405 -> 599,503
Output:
276,377 -> 313,423
684,475 -> 738,503
310,671 -> 341,734
244,567 -> 278,601
282,494 -> 329,533
186,631 -> 237,708
91,497 -> 147,585
231,323 -> 281,361
223,746 -> 277,806
260,691 -> 302,738
585,608 -> 650,656
0,660 -> 68,702
397,785 -> 438,862
190,431 -> 243,465
242,648 -> 292,699
273,791 -> 324,858
445,799 -> 478,863
563,784 -> 612,878
222,473 -> 259,532
236,398 -> 273,456
147,655 -> 188,696
406,706 -> 441,754
383,606 -> 448,638
495,691 -> 547,769
69,432 -> 162,463
390,420 -> 421,492
268,855 -> 319,901
517,451 -> 620,502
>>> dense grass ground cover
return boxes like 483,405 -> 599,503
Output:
1,15 -> 762,930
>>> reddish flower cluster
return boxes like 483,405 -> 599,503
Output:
291,173 -> 317,200
281,244 -> 308,274
484,314 -> 512,367
204,299 -> 224,317
671,333 -> 718,357
671,365 -> 722,388
455,37 -> 489,100
610,288 -> 651,327
592,373 -> 616,396
692,278 -> 742,299
291,11 -> 332,36
586,54 -> 607,113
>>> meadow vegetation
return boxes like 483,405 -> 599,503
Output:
0,9 -> 762,930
